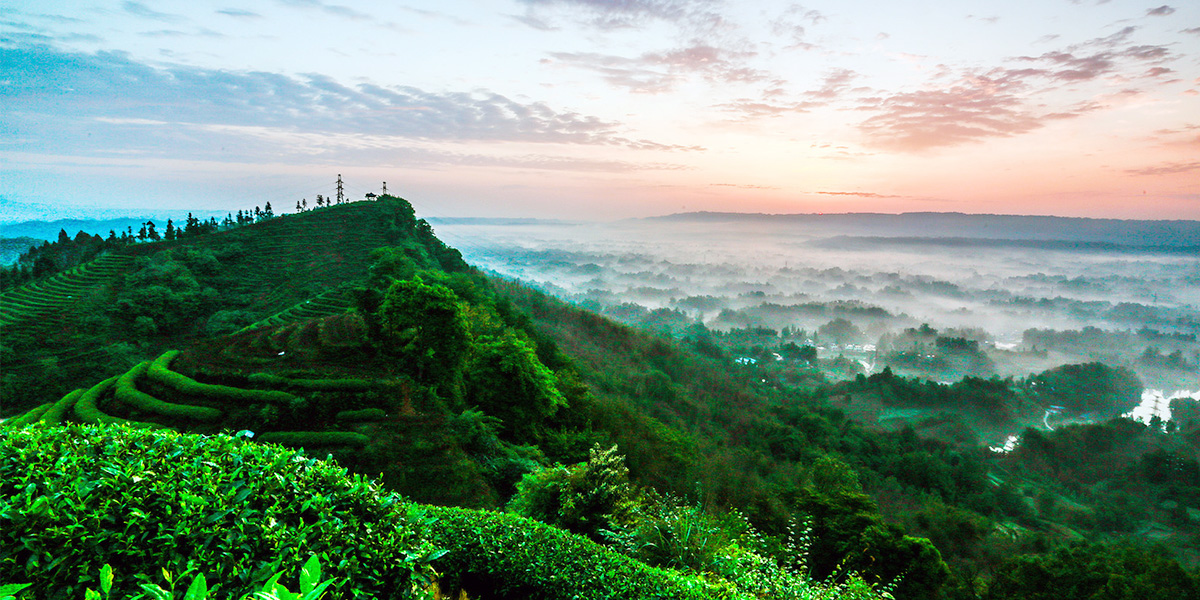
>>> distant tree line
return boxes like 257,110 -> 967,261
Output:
0,203 -> 285,292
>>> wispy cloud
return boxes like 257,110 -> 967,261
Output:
856,26 -> 1181,152
549,43 -> 767,93
1126,161 -> 1200,176
515,0 -> 722,32
857,74 -> 1044,151
710,183 -> 780,190
0,44 -> 690,158
716,69 -> 862,120
122,1 -> 183,22
814,191 -> 905,198
216,8 -> 262,19
1146,5 -> 1176,16
279,0 -> 372,21
770,4 -> 827,49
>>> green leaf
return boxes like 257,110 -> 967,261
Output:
138,585 -> 171,600
299,555 -> 320,594
100,564 -> 114,596
85,590 -> 101,600
300,580 -> 335,600
0,585 -> 32,596
183,573 -> 208,600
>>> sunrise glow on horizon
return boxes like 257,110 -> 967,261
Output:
1,0 -> 1198,222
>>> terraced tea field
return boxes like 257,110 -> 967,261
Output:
0,253 -> 135,331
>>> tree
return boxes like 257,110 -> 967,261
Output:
465,329 -> 567,438
146,221 -> 159,241
263,202 -> 274,219
165,219 -> 176,241
509,444 -> 637,541
984,542 -> 1200,600
57,229 -> 71,245
378,278 -> 470,388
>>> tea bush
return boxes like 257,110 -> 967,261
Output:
116,360 -> 223,421
256,430 -> 371,447
0,426 -> 439,599
148,350 -> 296,404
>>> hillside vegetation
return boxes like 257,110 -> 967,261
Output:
3,196 -> 1199,599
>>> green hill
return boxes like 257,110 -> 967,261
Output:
4,195 -> 1199,599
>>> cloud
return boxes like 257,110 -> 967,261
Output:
806,68 -> 860,100
814,191 -> 904,198
279,0 -> 372,21
714,98 -> 821,118
1184,27 -> 1200,35
216,8 -> 262,19
1126,161 -> 1200,176
858,26 -> 1183,151
122,1 -> 182,22
856,74 -> 1044,151
716,69 -> 861,120
770,4 -> 827,49
710,183 -> 780,190
0,44 -> 686,157
549,44 -> 767,93
1146,5 -> 1175,16
515,0 -> 722,32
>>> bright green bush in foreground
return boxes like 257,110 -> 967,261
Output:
1,426 -> 892,600
0,426 -> 438,599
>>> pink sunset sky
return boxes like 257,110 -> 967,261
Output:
1,0 -> 1198,222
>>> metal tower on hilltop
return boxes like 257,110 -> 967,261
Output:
336,174 -> 344,204
382,181 -> 387,195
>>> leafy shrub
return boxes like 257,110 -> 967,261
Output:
148,350 -> 296,404
205,309 -> 258,336
72,375 -> 159,429
509,444 -> 637,541
256,431 -> 371,447
39,388 -> 83,425
422,505 -> 718,600
606,494 -> 747,573
115,360 -> 223,421
336,408 -> 388,422
249,372 -> 375,391
0,402 -> 51,428
0,425 -> 440,599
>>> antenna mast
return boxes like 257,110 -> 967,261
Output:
336,174 -> 344,204
382,181 -> 387,195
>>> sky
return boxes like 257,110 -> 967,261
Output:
1,0 -> 1198,222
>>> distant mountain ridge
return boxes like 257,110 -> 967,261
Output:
644,211 -> 1200,248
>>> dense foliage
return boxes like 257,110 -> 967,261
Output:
0,425 -> 440,599
4,195 -> 1197,599
0,426 -> 894,600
